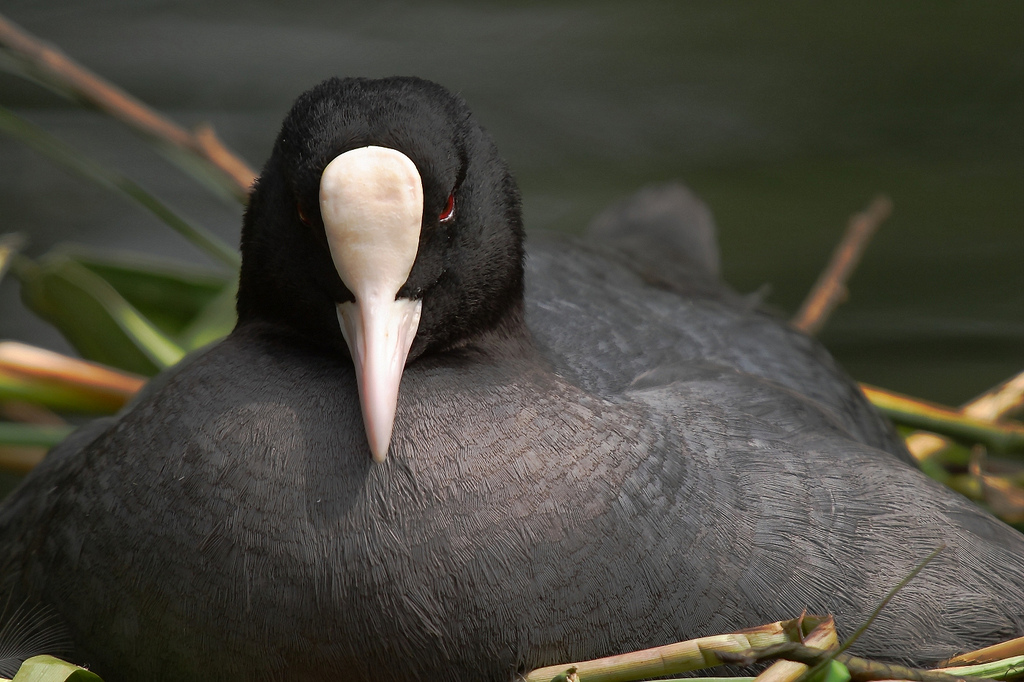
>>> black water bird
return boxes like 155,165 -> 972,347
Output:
1,76 -> 1022,681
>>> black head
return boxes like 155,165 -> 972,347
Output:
236,76 -> 525,360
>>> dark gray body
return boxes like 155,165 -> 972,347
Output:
1,187 -> 1022,681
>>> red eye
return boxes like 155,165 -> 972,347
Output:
439,192 -> 455,223
298,207 -> 312,226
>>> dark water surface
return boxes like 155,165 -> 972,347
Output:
1,1 -> 1021,407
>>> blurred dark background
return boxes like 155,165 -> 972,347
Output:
1,0 -> 1021,406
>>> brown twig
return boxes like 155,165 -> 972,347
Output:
792,195 -> 892,335
0,12 -> 256,201
720,642 -> 994,682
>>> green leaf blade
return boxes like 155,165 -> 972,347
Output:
16,254 -> 185,375
0,423 -> 73,449
10,655 -> 103,682
0,105 -> 239,268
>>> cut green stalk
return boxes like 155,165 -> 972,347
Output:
0,367 -> 124,413
655,675 -> 753,679
906,371 -> 1024,463
754,617 -> 838,682
943,635 -> 1024,668
526,617 -> 825,682
721,642 -> 976,682
862,384 -> 1024,454
0,106 -> 239,269
935,655 -> 1024,681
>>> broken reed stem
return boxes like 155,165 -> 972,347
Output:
943,635 -> 1024,666
861,384 -> 1024,454
0,12 -> 256,201
792,195 -> 892,336
0,341 -> 145,399
752,617 -> 838,682
935,656 -> 1024,682
719,643 -> 991,682
526,617 -> 828,682
906,370 -> 1024,462
792,544 -> 946,682
960,370 -> 1024,422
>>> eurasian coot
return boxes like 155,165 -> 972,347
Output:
1,76 -> 1021,681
